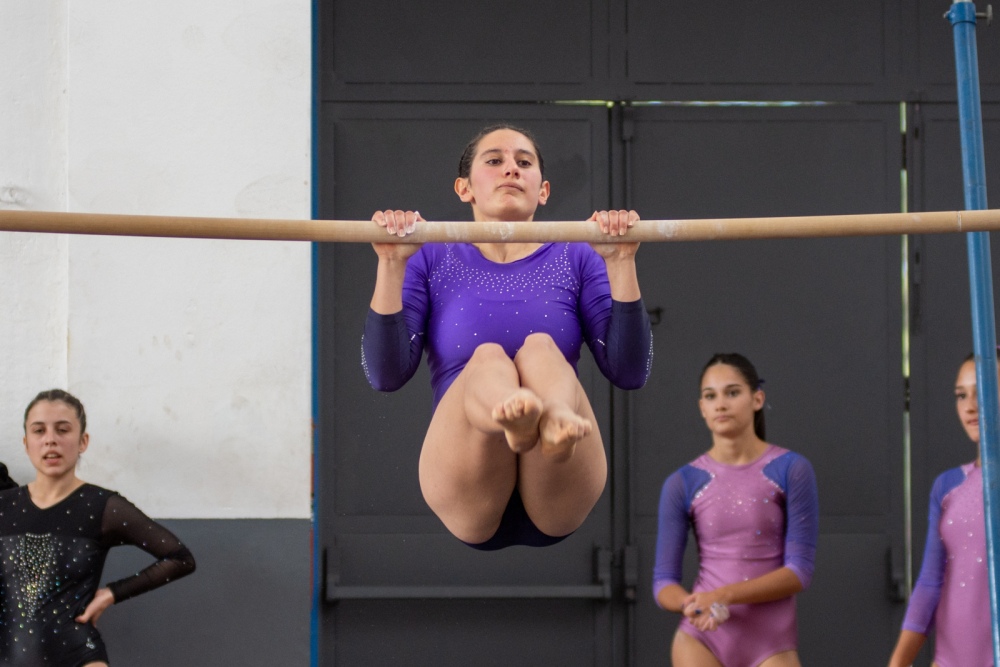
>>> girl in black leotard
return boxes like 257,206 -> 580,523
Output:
0,389 -> 196,667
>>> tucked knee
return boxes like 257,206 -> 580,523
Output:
516,333 -> 559,360
467,342 -> 510,367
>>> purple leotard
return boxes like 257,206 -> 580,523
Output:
363,242 -> 653,404
653,445 -> 819,667
902,462 -> 992,667
362,242 -> 653,549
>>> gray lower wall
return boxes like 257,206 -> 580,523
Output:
100,518 -> 311,666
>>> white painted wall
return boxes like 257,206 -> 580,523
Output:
0,1 -> 70,476
1,1 -> 312,519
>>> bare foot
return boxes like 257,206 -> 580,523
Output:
539,404 -> 592,462
492,389 -> 543,453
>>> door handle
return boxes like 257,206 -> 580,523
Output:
622,544 -> 638,602
324,545 -> 613,603
886,545 -> 908,603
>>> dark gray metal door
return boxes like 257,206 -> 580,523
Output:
316,104 -> 626,665
316,2 -> 1000,664
623,103 -> 906,664
317,101 -> 911,665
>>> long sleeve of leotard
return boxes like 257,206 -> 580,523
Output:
902,468 -> 964,634
577,251 -> 653,390
361,252 -> 430,392
100,494 -> 196,603
652,466 -> 710,605
362,309 -> 425,391
767,452 -> 820,589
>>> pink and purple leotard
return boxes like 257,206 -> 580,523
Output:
653,444 -> 819,667
902,462 -> 992,667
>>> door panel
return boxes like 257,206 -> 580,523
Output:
627,0 -> 902,100
624,104 -> 905,664
318,0 -> 611,101
331,600 -> 606,665
316,103 -> 619,665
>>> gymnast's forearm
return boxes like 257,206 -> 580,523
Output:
370,256 -> 410,314
107,545 -> 196,603
655,582 -> 691,613
603,252 -> 641,302
710,566 -> 804,606
888,629 -> 926,667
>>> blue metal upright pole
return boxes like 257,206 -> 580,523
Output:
948,2 -> 1000,662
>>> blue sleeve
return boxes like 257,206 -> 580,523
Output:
577,247 -> 653,389
765,452 -> 819,589
902,467 -> 964,634
361,252 -> 429,391
652,466 -> 709,606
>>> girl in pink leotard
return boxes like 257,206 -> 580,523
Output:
888,353 -> 994,667
653,353 -> 819,667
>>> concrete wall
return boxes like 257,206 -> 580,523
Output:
1,1 -> 313,663
0,1 -> 70,425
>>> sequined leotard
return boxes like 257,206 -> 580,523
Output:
902,462 -> 991,667
0,484 -> 196,666
362,242 -> 653,549
363,242 -> 653,404
653,445 -> 819,667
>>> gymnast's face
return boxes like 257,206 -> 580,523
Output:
955,358 -> 988,444
23,400 -> 89,478
454,129 -> 550,222
698,363 -> 764,438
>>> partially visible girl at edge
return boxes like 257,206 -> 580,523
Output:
0,389 -> 196,666
888,352 -> 995,667
362,124 -> 653,550
653,353 -> 819,667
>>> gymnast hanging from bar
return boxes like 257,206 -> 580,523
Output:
362,124 -> 653,550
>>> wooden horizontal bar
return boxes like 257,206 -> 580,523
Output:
2,208 -> 1000,243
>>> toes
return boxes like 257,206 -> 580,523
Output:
492,390 -> 543,453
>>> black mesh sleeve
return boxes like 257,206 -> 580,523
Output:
101,493 -> 196,603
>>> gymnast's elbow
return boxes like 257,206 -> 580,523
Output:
367,375 -> 408,392
361,347 -> 414,392
606,341 -> 653,390
362,363 -> 415,392
609,363 -> 653,391
787,564 -> 812,592
170,546 -> 197,579
615,377 -> 648,391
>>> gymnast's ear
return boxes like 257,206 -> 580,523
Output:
455,177 -> 474,203
537,180 -> 550,206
